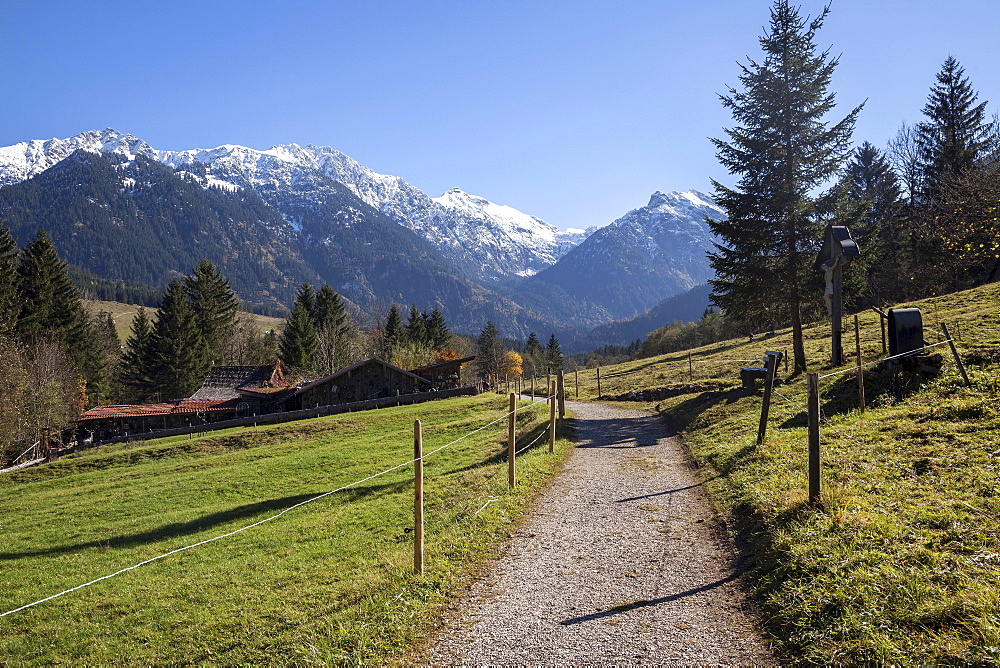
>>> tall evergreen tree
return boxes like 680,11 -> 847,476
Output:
405,304 -> 427,346
545,333 -> 564,371
424,307 -> 451,351
838,142 -> 905,304
184,259 -> 238,370
312,284 -> 351,374
119,307 -> 155,402
16,229 -> 104,397
522,332 -> 544,378
916,57 -> 997,198
708,1 -> 862,371
475,321 -> 504,385
0,224 -> 18,337
382,304 -> 405,359
279,284 -> 320,373
147,280 -> 206,400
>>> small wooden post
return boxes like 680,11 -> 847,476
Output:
807,373 -> 821,505
507,393 -> 517,489
784,349 -> 789,374
596,367 -> 602,398
530,375 -> 535,400
547,370 -> 551,396
854,314 -> 865,412
831,266 -> 844,366
941,323 -> 971,386
413,419 -> 424,574
575,370 -> 579,399
688,352 -> 693,381
756,354 -> 778,446
548,381 -> 556,453
557,370 -> 566,421
880,314 -> 887,355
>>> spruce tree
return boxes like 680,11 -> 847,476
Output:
312,284 -> 351,374
475,321 -> 504,385
523,332 -> 543,378
279,284 -> 320,373
382,304 -> 405,359
708,0 -> 862,372
405,304 -> 427,346
147,280 -> 206,400
545,333 -> 564,371
184,260 -> 238,370
0,224 -> 18,337
838,142 -> 904,304
916,57 -> 997,197
119,307 -> 155,402
424,307 -> 451,351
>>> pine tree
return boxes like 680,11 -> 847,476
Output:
475,321 -> 504,385
279,284 -> 320,373
708,1 -> 862,372
916,57 -> 997,198
382,304 -> 405,359
312,284 -> 351,374
405,304 -> 427,346
184,259 -> 238,370
0,224 -> 18,337
522,332 -> 544,378
119,307 -> 155,402
545,333 -> 564,371
16,229 -> 103,395
147,280 -> 206,400
424,307 -> 451,351
838,142 -> 905,304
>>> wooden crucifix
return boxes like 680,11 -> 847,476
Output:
814,225 -> 860,366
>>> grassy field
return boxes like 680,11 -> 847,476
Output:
0,393 -> 572,664
570,282 -> 1000,663
83,299 -> 284,341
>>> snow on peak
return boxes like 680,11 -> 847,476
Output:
0,128 -> 156,187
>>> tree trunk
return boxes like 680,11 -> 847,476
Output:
791,289 -> 807,373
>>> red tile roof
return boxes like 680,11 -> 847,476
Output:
81,399 -> 237,421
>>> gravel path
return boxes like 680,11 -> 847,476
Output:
422,401 -> 775,665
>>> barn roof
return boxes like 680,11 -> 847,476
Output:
294,357 -> 431,393
81,399 -> 237,421
410,356 -> 475,374
189,362 -> 288,400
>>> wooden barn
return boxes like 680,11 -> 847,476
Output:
281,358 -> 431,411
79,362 -> 289,440
410,356 -> 475,390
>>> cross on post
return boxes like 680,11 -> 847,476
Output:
814,224 -> 860,366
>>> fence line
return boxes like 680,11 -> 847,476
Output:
817,339 -> 954,380
1,395 -> 555,619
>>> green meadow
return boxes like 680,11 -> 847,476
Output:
0,393 -> 571,664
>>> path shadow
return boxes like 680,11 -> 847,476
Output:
616,480 -> 715,503
2,481 -> 407,560
558,572 -> 741,626
573,415 -> 673,450
660,388 -> 748,433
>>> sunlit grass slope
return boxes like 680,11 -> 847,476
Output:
0,393 -> 571,664
574,282 -> 1000,663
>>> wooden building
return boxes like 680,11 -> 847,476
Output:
278,358 -> 431,411
410,356 -> 475,390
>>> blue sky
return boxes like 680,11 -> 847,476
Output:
1,1 -> 997,230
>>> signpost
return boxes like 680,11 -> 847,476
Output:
814,225 -> 860,366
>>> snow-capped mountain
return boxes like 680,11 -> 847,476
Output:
0,129 -> 589,282
529,190 -> 723,320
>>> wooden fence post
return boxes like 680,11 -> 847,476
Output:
413,419 -> 424,574
688,352 -> 694,381
756,354 -> 778,446
530,375 -> 535,401
508,393 -> 516,489
807,373 -> 821,505
596,367 -> 602,398
575,370 -> 579,399
941,323 -> 971,386
855,314 -> 865,412
784,349 -> 789,374
557,370 -> 566,421
548,381 -> 556,453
